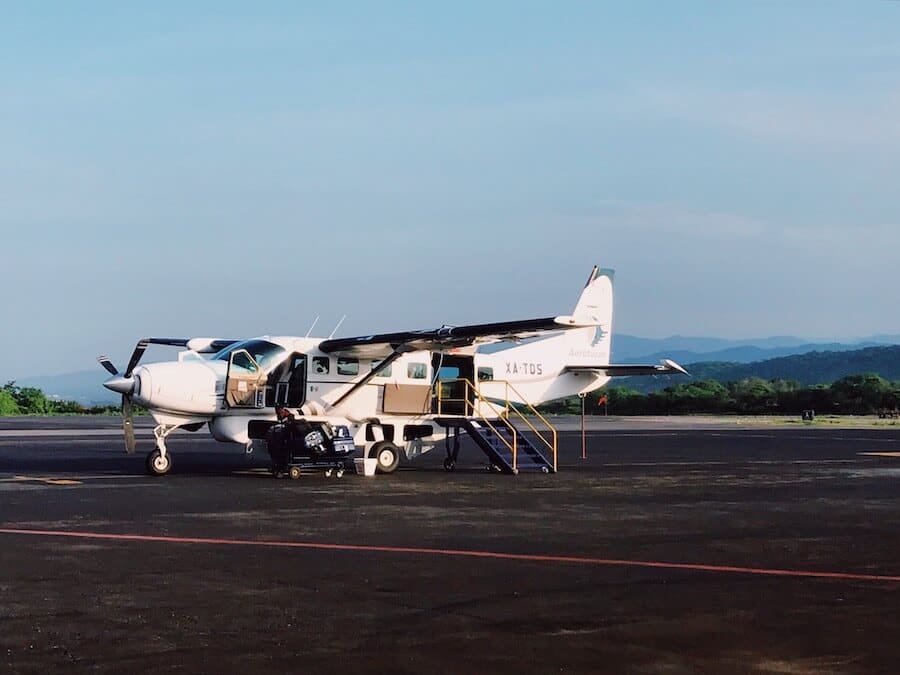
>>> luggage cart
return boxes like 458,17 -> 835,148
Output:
266,411 -> 356,479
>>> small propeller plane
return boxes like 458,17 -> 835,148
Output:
98,266 -> 687,476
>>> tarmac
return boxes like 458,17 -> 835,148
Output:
0,417 -> 898,674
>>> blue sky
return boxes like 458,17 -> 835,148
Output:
2,2 -> 899,377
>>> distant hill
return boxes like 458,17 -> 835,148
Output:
868,334 -> 900,344
612,334 -> 808,360
613,334 -> 900,362
14,370 -> 116,405
623,341 -> 888,366
620,345 -> 900,393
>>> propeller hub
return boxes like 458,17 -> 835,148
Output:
103,375 -> 135,395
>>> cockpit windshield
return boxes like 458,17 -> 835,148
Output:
213,339 -> 287,372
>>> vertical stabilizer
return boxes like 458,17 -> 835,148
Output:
475,265 -> 615,405
567,267 -> 614,366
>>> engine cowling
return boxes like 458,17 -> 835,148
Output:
132,361 -> 219,415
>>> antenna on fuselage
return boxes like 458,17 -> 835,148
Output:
328,315 -> 346,339
305,316 -> 320,337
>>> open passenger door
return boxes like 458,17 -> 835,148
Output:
225,349 -> 266,408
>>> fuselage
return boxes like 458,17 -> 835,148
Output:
125,333 -> 610,453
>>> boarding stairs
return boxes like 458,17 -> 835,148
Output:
434,379 -> 557,475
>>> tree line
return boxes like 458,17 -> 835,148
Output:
539,374 -> 900,416
3,374 -> 900,417
0,382 -> 118,416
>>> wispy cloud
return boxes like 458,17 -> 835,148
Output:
574,200 -> 900,266
632,84 -> 900,149
591,200 -> 769,239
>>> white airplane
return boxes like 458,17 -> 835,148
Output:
98,266 -> 687,476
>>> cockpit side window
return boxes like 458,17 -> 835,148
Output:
230,350 -> 259,374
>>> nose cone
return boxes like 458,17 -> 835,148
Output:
103,375 -> 135,395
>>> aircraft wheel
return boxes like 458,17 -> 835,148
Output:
371,441 -> 400,474
443,458 -> 456,471
289,466 -> 301,480
146,448 -> 173,476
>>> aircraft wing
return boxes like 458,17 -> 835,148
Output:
565,359 -> 689,377
319,315 -> 593,358
144,338 -> 240,353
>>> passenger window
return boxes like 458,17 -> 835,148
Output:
337,357 -> 359,376
477,367 -> 494,381
407,363 -> 427,379
312,356 -> 330,375
371,360 -> 392,377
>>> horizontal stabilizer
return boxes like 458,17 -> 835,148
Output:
554,314 -> 603,328
566,359 -> 689,377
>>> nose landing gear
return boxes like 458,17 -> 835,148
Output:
146,425 -> 176,476
146,447 -> 172,476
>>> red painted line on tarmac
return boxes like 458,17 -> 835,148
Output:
1,527 -> 898,584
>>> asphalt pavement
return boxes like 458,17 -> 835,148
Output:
1,418 -> 898,674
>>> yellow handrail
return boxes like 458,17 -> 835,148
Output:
495,380 -> 558,473
436,380 -> 518,468
435,378 -> 557,473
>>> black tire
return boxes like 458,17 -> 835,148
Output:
370,441 -> 401,474
146,448 -> 173,476
289,466 -> 301,480
443,458 -> 456,471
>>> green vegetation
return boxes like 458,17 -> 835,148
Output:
0,389 -> 21,415
4,369 -> 900,419
621,345 -> 900,393
540,374 -> 900,416
1,382 -> 119,416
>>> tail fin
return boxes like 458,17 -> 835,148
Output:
566,266 -> 614,366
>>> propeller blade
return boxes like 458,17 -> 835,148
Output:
97,356 -> 119,376
124,339 -> 150,378
122,394 -> 136,454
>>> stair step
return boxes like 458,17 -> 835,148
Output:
458,417 -> 554,474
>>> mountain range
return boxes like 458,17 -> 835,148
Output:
613,334 -> 900,364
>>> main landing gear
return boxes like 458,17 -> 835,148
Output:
146,424 -> 176,476
443,427 -> 461,472
369,441 -> 400,474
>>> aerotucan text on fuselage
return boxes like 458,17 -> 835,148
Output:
98,266 -> 687,476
